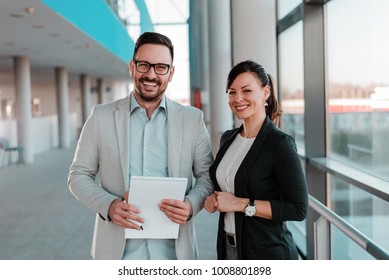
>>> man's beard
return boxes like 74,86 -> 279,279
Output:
136,77 -> 165,102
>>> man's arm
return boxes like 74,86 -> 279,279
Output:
185,111 -> 214,216
67,106 -> 118,222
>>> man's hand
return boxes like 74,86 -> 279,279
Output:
159,198 -> 192,224
108,192 -> 144,230
204,193 -> 218,213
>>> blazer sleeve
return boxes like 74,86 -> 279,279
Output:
270,134 -> 308,222
184,110 -> 214,217
67,106 -> 118,222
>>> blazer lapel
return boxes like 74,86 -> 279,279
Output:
234,116 -> 274,198
234,117 -> 275,247
115,97 -> 131,190
241,116 -> 274,167
166,99 -> 182,177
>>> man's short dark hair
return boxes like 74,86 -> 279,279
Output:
133,32 -> 174,62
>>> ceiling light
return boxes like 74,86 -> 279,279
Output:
25,7 -> 35,14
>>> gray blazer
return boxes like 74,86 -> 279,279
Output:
68,94 -> 214,260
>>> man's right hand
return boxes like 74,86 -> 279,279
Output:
108,192 -> 144,230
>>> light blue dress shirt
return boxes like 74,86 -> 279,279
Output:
122,92 -> 177,260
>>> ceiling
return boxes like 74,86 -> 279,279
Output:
0,0 -> 131,80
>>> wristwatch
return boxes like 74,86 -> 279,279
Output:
244,199 -> 256,217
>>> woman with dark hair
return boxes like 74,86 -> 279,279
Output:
204,60 -> 308,260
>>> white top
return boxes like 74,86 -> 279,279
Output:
216,133 -> 255,235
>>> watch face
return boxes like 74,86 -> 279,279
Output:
245,205 -> 256,216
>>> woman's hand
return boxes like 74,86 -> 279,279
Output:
214,191 -> 248,213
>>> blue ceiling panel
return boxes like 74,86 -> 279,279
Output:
41,0 -> 135,63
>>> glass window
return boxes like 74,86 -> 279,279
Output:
278,21 -> 305,154
329,175 -> 389,259
331,227 -> 374,260
326,0 -> 389,181
277,0 -> 302,20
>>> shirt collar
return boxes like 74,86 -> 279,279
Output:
130,92 -> 167,115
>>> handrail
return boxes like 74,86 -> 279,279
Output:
307,157 -> 389,202
309,195 -> 389,260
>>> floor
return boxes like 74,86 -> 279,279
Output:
0,144 -> 218,260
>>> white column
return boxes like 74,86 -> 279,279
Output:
200,0 -> 211,131
55,67 -> 70,148
189,0 -> 202,101
208,0 -> 233,155
112,80 -> 129,100
13,56 -> 34,164
231,0 -> 277,75
230,0 -> 277,127
80,74 -> 91,123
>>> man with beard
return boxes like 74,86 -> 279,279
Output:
68,32 -> 214,260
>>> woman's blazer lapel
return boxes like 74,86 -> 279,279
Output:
234,117 -> 274,198
211,117 -> 275,196
210,117 -> 276,259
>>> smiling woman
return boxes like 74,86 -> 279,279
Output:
204,60 -> 308,260
227,72 -> 270,133
226,60 -> 281,130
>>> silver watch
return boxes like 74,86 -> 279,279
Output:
244,199 -> 256,217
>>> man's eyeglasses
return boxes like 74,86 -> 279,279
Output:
133,60 -> 171,75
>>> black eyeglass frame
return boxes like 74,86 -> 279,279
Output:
132,59 -> 171,75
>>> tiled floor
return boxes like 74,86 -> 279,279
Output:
0,144 -> 218,260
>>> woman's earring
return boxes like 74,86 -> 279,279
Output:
264,101 -> 268,107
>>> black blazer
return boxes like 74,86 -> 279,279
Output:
210,116 -> 308,260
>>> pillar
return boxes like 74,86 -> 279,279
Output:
208,0 -> 233,155
231,0 -> 277,75
55,67 -> 70,148
13,56 -> 34,164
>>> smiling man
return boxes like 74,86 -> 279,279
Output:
130,42 -> 173,117
68,32 -> 214,260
